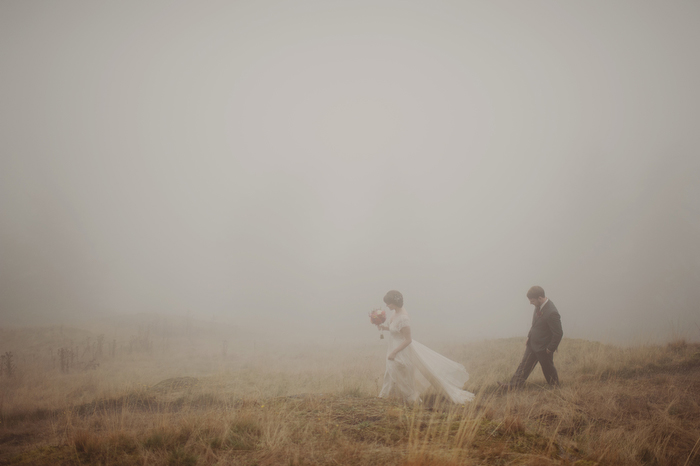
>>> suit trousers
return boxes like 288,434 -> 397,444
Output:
509,344 -> 559,387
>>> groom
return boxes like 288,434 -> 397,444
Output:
499,286 -> 563,390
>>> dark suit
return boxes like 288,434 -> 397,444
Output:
508,299 -> 563,387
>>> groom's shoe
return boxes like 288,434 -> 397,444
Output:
497,381 -> 522,392
496,381 -> 512,392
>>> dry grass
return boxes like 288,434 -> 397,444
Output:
1,322 -> 700,465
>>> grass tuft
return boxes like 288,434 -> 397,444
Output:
167,447 -> 198,466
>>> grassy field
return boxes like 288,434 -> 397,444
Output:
1,319 -> 699,465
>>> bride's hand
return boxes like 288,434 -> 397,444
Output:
387,352 -> 396,361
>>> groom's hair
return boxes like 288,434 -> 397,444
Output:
383,290 -> 404,307
526,286 -> 545,299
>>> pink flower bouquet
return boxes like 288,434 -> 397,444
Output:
369,308 -> 386,326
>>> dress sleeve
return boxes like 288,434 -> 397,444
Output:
394,315 -> 411,332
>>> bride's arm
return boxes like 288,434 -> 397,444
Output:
377,324 -> 389,331
388,326 -> 412,360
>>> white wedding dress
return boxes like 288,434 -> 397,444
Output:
379,312 -> 475,404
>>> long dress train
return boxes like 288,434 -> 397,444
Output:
378,312 -> 475,404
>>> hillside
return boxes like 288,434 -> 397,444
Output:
0,324 -> 699,465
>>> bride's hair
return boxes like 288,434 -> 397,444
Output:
383,290 -> 404,308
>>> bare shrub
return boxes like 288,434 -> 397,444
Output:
1,351 -> 15,377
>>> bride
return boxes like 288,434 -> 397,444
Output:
376,290 -> 475,404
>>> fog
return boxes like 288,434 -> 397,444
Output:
1,1 -> 699,346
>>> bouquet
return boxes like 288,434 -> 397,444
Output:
369,308 -> 386,339
369,308 -> 386,325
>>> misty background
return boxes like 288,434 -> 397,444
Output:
1,1 -> 699,346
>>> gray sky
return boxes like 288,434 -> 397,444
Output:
1,1 -> 699,345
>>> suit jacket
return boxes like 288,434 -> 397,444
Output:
527,300 -> 563,353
